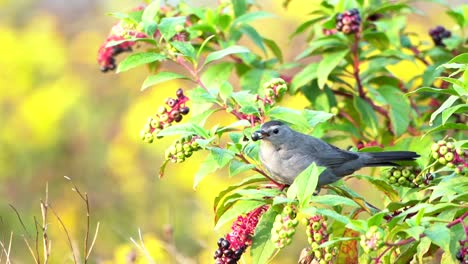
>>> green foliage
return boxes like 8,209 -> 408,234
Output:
103,0 -> 468,263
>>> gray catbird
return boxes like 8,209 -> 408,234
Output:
251,120 -> 419,188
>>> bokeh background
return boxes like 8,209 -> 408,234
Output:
0,0 -> 463,263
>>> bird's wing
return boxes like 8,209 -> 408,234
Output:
308,141 -> 360,169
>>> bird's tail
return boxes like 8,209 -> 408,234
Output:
364,151 -> 420,167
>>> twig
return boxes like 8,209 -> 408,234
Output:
40,183 -> 50,264
34,217 -> 41,264
0,232 -> 13,264
86,222 -> 100,260
64,176 -> 93,263
129,229 -> 156,264
49,204 -> 78,264
235,153 -> 284,187
351,33 -> 365,98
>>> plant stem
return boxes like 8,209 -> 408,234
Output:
375,211 -> 468,263
352,34 -> 365,98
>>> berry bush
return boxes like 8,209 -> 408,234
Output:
99,1 -> 467,263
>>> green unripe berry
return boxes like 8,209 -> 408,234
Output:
184,151 -> 192,158
432,151 -> 439,159
265,88 -> 275,97
456,148 -> 463,155
439,146 -> 448,155
431,143 -> 440,152
444,152 -> 454,161
388,176 -> 396,183
183,144 -> 191,151
175,143 -> 183,152
398,177 -> 407,185
275,214 -> 282,222
325,253 -> 333,261
176,157 -> 184,163
402,168 -> 411,177
337,102 -> 345,109
150,119 -> 160,129
277,85 -> 287,94
159,113 -> 169,122
312,222 -> 321,231
314,233 -> 323,242
319,260 -> 326,264
158,106 -> 167,114
408,174 -> 415,180
311,242 -> 320,250
455,167 -> 461,174
144,133 -> 154,143
168,145 -> 177,155
331,107 -> 339,115
286,229 -> 295,236
438,157 -> 447,165
284,205 -> 293,215
314,250 -> 322,259
392,170 -> 401,177
291,219 -> 299,227
437,140 -> 446,146
176,152 -> 185,159
382,170 -> 392,178
447,162 -> 455,168
446,142 -> 454,149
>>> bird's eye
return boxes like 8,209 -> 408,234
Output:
272,128 -> 279,134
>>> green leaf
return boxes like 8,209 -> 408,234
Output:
201,62 -> 234,90
403,226 -> 425,241
442,104 -> 468,124
233,11 -> 274,26
159,16 -> 186,40
214,174 -> 267,212
141,0 -> 160,35
287,163 -> 325,208
407,87 -> 459,97
416,237 -> 432,264
239,25 -> 266,54
141,72 -> 189,91
310,195 -> 358,207
291,63 -> 318,92
353,96 -> 378,136
302,207 -> 350,225
229,160 -> 256,177
263,38 -> 283,63
379,85 -> 411,136
429,95 -> 458,126
170,41 -> 196,59
303,110 -> 335,128
251,208 -> 277,264
232,0 -> 247,17
205,45 -> 250,65
447,52 -> 468,64
194,152 -> 219,189
240,69 -> 279,93
425,224 -> 451,252
317,49 -> 349,89
268,107 -> 310,132
209,147 -> 235,167
214,200 -> 266,229
363,31 -> 389,50
426,123 -> 468,134
219,82 -> 233,103
116,52 -> 166,73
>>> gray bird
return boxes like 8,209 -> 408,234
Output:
251,120 -> 419,188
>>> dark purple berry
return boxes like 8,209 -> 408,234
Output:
215,260 -> 224,264
214,249 -> 223,259
223,249 -> 234,257
174,113 -> 183,122
226,258 -> 236,264
180,106 -> 190,115
176,88 -> 184,98
217,238 -> 224,247
220,239 -> 230,249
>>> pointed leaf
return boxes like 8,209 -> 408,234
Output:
287,163 -> 325,208
317,49 -> 349,89
251,208 -> 278,264
205,46 -> 250,65
117,52 -> 166,73
141,72 -> 189,91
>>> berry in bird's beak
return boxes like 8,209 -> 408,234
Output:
252,130 -> 269,141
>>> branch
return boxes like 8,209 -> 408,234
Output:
235,153 -> 284,188
375,211 -> 468,263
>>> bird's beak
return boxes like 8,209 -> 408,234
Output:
252,130 -> 269,141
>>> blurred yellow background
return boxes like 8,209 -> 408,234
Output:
0,0 -> 461,263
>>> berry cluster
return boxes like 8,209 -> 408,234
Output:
271,205 -> 299,249
457,238 -> 468,264
262,78 -> 288,104
305,215 -> 337,264
360,226 -> 384,254
97,20 -> 147,72
429,26 -> 452,47
214,238 -> 245,264
381,166 -> 421,188
336,8 -> 361,34
140,88 -> 190,143
165,135 -> 201,163
214,206 -> 268,264
431,140 -> 467,175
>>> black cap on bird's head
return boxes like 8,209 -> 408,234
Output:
251,120 -> 287,141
